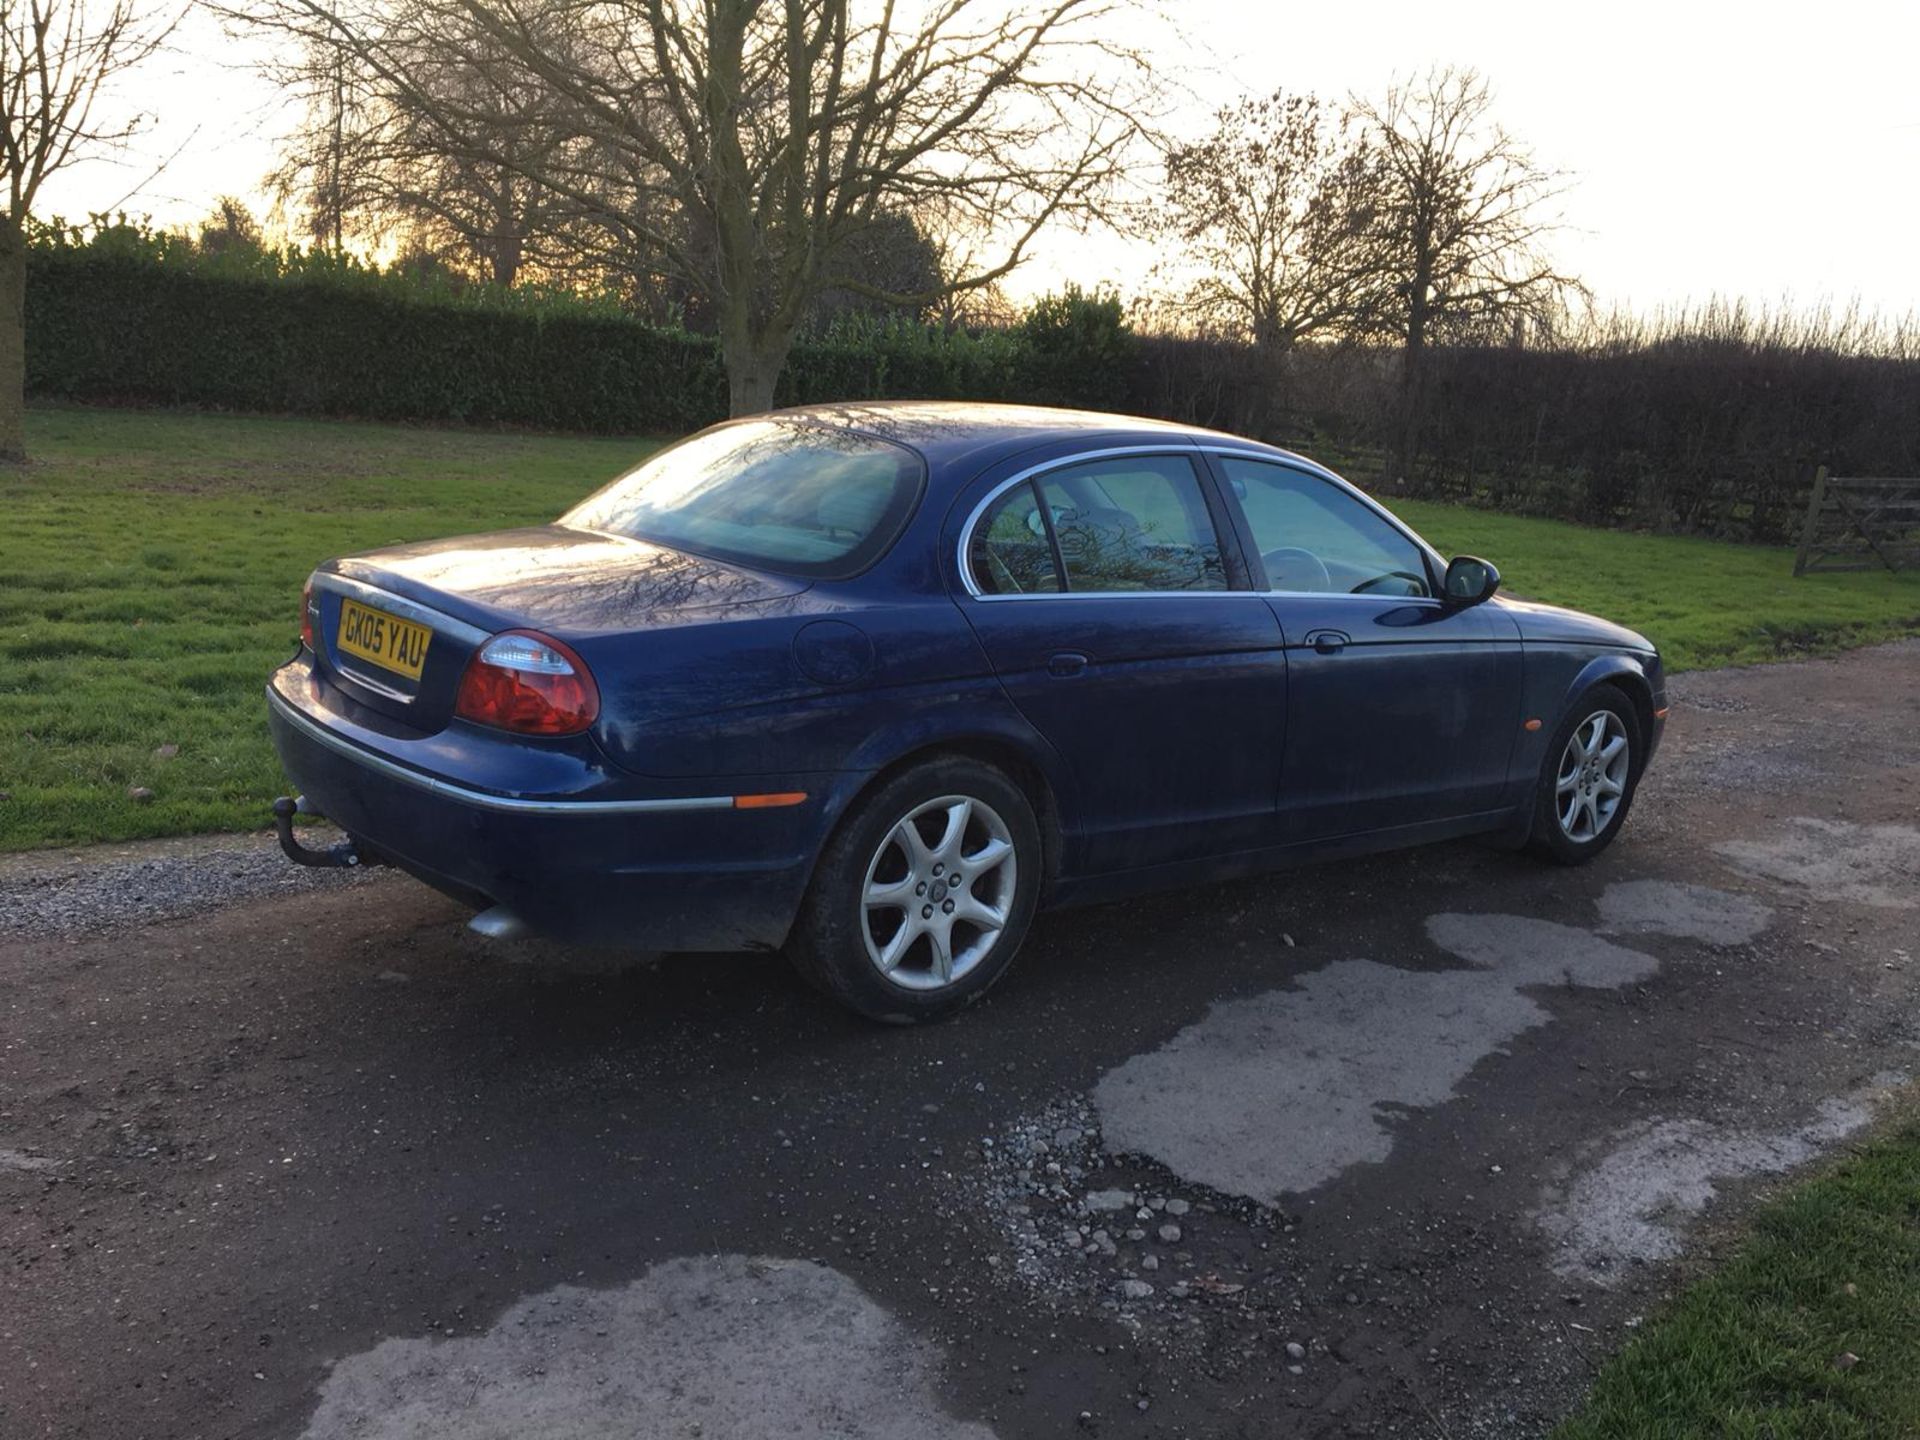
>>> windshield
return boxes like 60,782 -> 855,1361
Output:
562,419 -> 925,578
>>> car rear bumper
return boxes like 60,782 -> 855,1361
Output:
266,662 -> 824,951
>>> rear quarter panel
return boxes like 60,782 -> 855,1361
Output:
579,593 -> 1034,779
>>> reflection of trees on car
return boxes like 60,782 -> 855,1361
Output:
1051,509 -> 1224,592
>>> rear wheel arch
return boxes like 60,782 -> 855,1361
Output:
788,748 -> 1049,1021
827,737 -> 1065,888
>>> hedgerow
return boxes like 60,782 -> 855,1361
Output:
24,225 -> 1122,433
24,224 -> 1920,542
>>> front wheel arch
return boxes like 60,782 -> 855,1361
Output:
1560,656 -> 1656,768
1527,684 -> 1644,864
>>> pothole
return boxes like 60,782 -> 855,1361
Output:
302,1256 -> 996,1440
1594,880 -> 1772,945
1536,1073 -> 1910,1285
1716,818 -> 1920,909
1091,917 -> 1658,1206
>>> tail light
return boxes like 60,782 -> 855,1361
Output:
455,630 -> 599,736
300,580 -> 315,651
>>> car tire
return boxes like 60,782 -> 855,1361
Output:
788,757 -> 1042,1024
1527,686 -> 1643,865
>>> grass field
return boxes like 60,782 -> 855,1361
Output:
2,402 -> 1917,852
1393,497 -> 1920,672
0,407 -> 652,851
1553,1121 -> 1920,1439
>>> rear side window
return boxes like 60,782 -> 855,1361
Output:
970,482 -> 1063,594
563,419 -> 924,578
1036,456 -> 1228,592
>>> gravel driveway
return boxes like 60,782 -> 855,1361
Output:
3,641 -> 1917,1439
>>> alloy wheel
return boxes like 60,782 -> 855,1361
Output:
1556,709 -> 1631,843
859,794 -> 1018,991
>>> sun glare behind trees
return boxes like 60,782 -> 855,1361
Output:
4,0 -> 1910,493
0,0 -> 1595,457
235,0 -> 1160,416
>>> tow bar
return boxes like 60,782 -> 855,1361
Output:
271,795 -> 368,869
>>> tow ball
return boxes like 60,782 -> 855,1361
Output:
271,795 -> 369,869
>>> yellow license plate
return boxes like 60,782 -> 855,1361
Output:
336,598 -> 431,681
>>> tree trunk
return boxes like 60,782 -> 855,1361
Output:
720,321 -> 795,417
0,217 -> 26,464
1392,346 -> 1425,491
1391,261 -> 1431,489
490,235 -> 521,289
725,353 -> 782,415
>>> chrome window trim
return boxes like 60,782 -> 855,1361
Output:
312,573 -> 494,648
956,445 -> 1235,601
267,686 -> 735,815
955,443 -> 1443,603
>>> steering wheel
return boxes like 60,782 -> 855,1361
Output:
1261,546 -> 1331,593
1350,570 -> 1429,597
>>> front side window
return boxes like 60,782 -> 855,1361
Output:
1033,456 -> 1229,593
1220,457 -> 1431,597
563,419 -> 924,578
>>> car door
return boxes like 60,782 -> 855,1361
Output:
953,449 -> 1288,875
1206,452 -> 1523,841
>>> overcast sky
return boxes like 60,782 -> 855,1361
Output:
38,0 -> 1920,317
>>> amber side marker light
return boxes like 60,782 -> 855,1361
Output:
1523,718 -> 1543,732
1654,706 -> 1671,719
733,792 -> 808,809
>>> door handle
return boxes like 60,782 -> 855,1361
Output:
1307,629 -> 1349,655
1046,651 -> 1089,678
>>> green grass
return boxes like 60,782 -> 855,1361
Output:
1395,499 -> 1920,673
1554,1124 -> 1920,1439
1,403 -> 1916,852
0,406 -> 653,851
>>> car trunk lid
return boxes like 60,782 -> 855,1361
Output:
310,525 -> 807,732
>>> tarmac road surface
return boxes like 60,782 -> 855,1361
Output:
3,641 -> 1917,1439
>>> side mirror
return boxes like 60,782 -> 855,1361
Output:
1442,555 -> 1500,608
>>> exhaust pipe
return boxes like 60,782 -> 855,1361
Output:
270,796 -> 366,869
468,906 -> 533,941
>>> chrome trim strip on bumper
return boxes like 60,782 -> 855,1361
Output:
266,686 -> 735,815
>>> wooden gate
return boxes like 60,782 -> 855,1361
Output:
1793,468 -> 1920,576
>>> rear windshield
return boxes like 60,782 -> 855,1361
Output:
562,419 -> 925,578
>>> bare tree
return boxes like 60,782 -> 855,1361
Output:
1351,67 -> 1579,482
1149,91 -> 1385,351
272,14 -> 364,253
266,1 -> 618,286
1,0 -> 169,459
238,0 -> 1156,414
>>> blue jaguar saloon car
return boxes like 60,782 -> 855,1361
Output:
267,403 -> 1665,1021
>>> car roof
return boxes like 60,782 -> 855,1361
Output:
756,400 -> 1316,478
